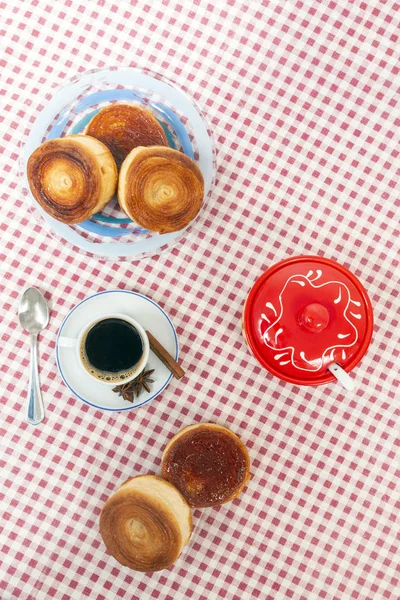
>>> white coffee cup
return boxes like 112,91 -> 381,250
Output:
58,313 -> 149,386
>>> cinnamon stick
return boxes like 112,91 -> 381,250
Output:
146,330 -> 185,380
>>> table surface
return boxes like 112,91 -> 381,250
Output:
1,1 -> 399,599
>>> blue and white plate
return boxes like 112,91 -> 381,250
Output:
56,290 -> 179,411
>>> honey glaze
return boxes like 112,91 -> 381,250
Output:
162,424 -> 250,508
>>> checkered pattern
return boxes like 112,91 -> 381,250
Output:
1,1 -> 399,599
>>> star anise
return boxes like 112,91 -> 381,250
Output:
113,369 -> 155,403
113,381 -> 135,403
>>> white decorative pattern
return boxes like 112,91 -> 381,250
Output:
265,301 -> 277,316
261,270 -> 362,372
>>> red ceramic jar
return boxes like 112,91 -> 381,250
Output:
242,256 -> 373,386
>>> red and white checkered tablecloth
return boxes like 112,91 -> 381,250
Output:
1,0 -> 399,599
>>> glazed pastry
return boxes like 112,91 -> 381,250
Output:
85,104 -> 168,167
118,146 -> 204,233
99,475 -> 192,572
27,135 -> 117,225
162,423 -> 250,508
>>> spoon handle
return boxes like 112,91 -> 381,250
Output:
27,333 -> 45,425
328,362 -> 355,392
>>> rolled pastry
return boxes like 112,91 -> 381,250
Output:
27,134 -> 117,224
86,104 -> 168,167
99,475 -> 192,572
162,423 -> 250,508
118,146 -> 204,233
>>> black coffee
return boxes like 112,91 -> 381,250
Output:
82,318 -> 143,381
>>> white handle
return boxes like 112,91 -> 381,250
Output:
58,336 -> 77,348
328,363 -> 355,391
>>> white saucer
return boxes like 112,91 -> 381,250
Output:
56,290 -> 178,411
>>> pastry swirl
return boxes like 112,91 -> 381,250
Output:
99,475 -> 192,572
162,423 -> 250,508
27,134 -> 117,224
86,104 -> 168,167
118,146 -> 204,233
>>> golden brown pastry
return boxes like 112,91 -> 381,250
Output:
85,104 -> 168,167
99,475 -> 192,572
27,134 -> 117,225
162,423 -> 250,508
118,146 -> 204,233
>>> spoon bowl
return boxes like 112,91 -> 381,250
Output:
19,288 -> 49,334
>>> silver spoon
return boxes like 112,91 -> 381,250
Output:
18,287 -> 49,425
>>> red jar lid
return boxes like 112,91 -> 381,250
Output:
243,256 -> 373,386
